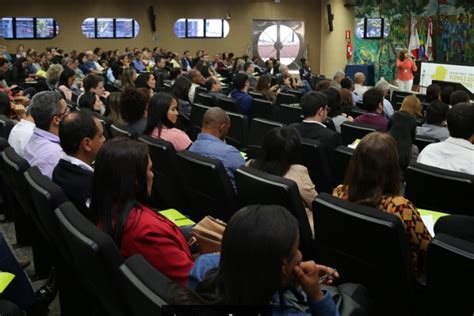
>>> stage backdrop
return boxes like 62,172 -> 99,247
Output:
353,0 -> 474,82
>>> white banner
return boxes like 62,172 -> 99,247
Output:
420,62 -> 474,94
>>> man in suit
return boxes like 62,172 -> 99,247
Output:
52,111 -> 105,219
291,91 -> 342,151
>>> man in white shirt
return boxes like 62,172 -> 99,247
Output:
8,108 -> 35,157
417,103 -> 474,175
375,79 -> 394,119
353,72 -> 369,97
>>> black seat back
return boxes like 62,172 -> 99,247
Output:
225,111 -> 248,150
119,254 -> 172,316
176,150 -> 238,221
55,202 -> 128,316
188,103 -> 211,141
300,139 -> 333,193
333,146 -> 354,185
340,121 -> 376,145
217,96 -> 239,112
414,135 -> 440,152
276,92 -> 296,105
251,98 -> 275,120
247,118 -> 285,159
405,163 -> 474,215
235,166 -> 312,258
276,104 -> 303,125
0,115 -> 16,139
426,234 -> 474,316
138,135 -> 188,210
348,107 -> 366,118
249,91 -> 265,100
313,193 -> 414,315
195,93 -> 215,107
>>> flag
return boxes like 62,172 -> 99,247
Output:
425,16 -> 434,61
408,17 -> 421,59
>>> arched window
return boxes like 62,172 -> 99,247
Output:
1,17 -> 59,39
81,18 -> 140,39
174,19 -> 230,38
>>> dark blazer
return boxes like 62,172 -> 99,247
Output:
52,159 -> 93,219
291,121 -> 342,151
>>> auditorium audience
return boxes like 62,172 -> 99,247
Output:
145,92 -> 192,151
189,107 -> 245,189
399,95 -> 423,118
417,103 -> 474,175
255,74 -> 279,104
205,76 -> 226,101
353,72 -> 368,97
425,84 -> 441,103
195,53 -> 216,78
440,86 -> 454,105
181,50 -> 192,72
188,69 -> 205,103
333,132 -> 431,273
189,205 -> 339,315
329,70 -> 345,90
53,111 -> 105,218
243,62 -> 258,90
91,138 -> 194,285
119,87 -> 150,137
24,91 -> 67,178
354,88 -> 388,132
134,72 -> 156,97
46,64 -> 63,91
388,110 -> 418,170
248,127 -> 317,233
230,73 -> 253,115
323,88 -> 350,134
449,90 -> 470,106
339,86 -> 355,113
121,67 -> 137,89
153,56 -> 169,87
57,67 -> 77,102
8,104 -> 35,157
416,101 -> 449,140
132,51 -> 146,73
374,79 -> 394,118
340,77 -> 361,105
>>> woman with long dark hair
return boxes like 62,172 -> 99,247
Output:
190,205 -> 339,315
144,92 -> 192,151
57,67 -> 76,102
256,74 -> 279,104
91,138 -> 194,285
333,132 -> 431,273
134,72 -> 156,96
248,127 -> 317,233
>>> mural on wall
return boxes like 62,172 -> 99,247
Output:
354,0 -> 473,81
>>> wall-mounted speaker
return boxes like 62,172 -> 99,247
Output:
148,6 -> 156,33
327,4 -> 334,32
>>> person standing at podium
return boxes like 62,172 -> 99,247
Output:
396,50 -> 417,92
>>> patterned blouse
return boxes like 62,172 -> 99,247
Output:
333,184 -> 432,273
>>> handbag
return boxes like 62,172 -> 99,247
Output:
189,216 -> 226,253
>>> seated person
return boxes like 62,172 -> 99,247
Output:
329,70 -> 345,91
91,138 -> 194,285
230,73 -> 252,115
333,132 -> 432,274
255,74 -> 279,104
440,86 -> 453,105
416,101 -> 449,141
189,205 -> 340,316
248,127 -> 317,234
78,92 -> 104,114
118,87 -> 150,137
354,88 -> 389,132
290,91 -> 341,152
144,92 -> 192,151
450,90 -> 470,106
353,72 -> 368,97
243,61 -> 258,90
388,111 -> 418,170
417,103 -> 474,175
189,107 -> 245,189
24,91 -> 67,178
8,103 -> 35,157
323,88 -> 350,134
188,70 -> 205,103
340,77 -> 360,105
57,68 -> 77,102
374,79 -> 394,119
134,73 -> 156,97
78,74 -> 109,115
205,77 -> 226,101
53,111 -> 105,219
425,84 -> 441,103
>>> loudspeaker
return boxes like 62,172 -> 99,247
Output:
327,4 -> 334,32
148,6 -> 156,32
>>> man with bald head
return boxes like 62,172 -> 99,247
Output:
189,107 -> 245,189
53,111 -> 105,218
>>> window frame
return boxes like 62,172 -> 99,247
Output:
174,18 -> 229,39
1,17 -> 58,40
82,17 -> 139,39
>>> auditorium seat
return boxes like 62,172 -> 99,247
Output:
235,166 -> 312,258
194,92 -> 215,107
414,135 -> 440,152
333,145 -> 354,185
251,98 -> 275,120
247,118 -> 285,159
312,193 -> 416,315
225,111 -> 248,150
405,163 -> 474,216
276,104 -> 303,125
119,254 -> 172,316
176,150 -> 238,221
426,234 -> 474,316
276,92 -> 296,106
55,201 -> 129,316
340,121 -> 376,145
300,138 -> 333,193
249,91 -> 265,100
187,103 -> 211,141
348,106 -> 366,118
286,89 -> 303,102
217,96 -> 239,113
138,135 -> 188,211
0,115 -> 16,139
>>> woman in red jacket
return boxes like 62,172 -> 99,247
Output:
396,50 -> 417,92
90,138 -> 194,285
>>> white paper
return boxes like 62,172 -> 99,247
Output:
421,215 -> 435,237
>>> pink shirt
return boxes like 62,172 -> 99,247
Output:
396,58 -> 417,81
151,127 -> 192,151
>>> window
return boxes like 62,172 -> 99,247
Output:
1,17 -> 58,39
174,18 -> 230,38
81,17 -> 140,39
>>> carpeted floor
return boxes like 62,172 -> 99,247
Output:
0,217 -> 60,315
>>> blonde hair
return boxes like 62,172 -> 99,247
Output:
46,64 -> 64,85
400,95 -> 422,117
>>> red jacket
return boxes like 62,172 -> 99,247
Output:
120,205 -> 194,285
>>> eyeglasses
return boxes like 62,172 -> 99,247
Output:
55,107 -> 70,118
